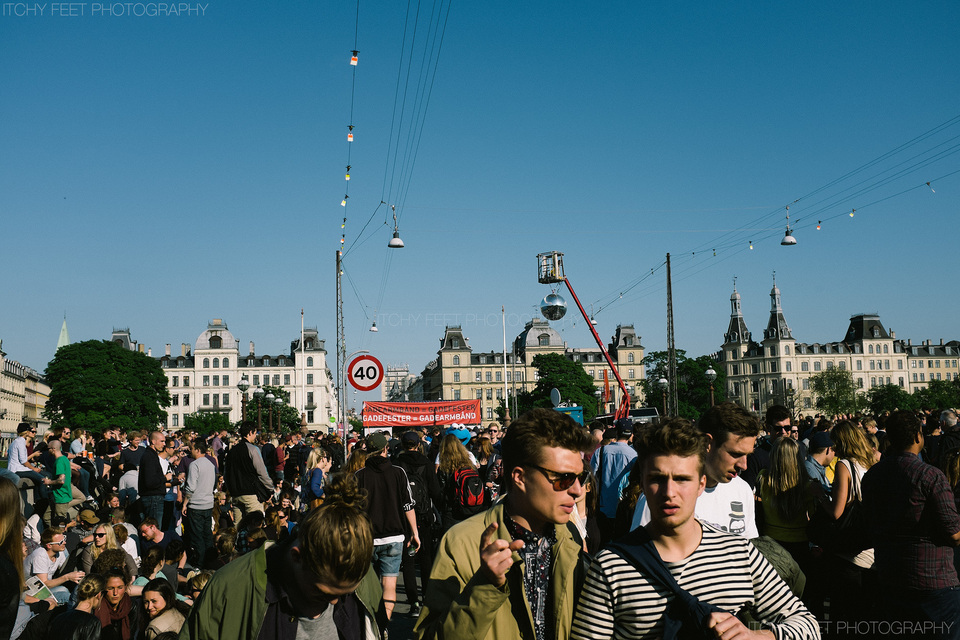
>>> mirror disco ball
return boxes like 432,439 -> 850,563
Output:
540,293 -> 567,320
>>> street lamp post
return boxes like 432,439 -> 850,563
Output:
705,367 -> 717,407
253,387 -> 265,430
594,389 -> 602,415
274,396 -> 284,432
658,377 -> 668,418
265,392 -> 276,431
237,377 -> 250,422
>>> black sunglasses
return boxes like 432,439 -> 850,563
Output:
94,533 -> 107,538
527,465 -> 589,491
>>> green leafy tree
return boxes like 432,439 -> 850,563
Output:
867,384 -> 917,415
913,379 -> 960,410
505,353 -> 600,422
809,368 -> 866,416
184,411 -> 231,436
639,350 -> 726,420
247,385 -> 303,433
44,340 -> 171,433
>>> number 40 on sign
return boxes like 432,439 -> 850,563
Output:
348,355 -> 384,392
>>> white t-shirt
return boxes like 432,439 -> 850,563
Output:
631,475 -> 759,539
26,547 -> 66,578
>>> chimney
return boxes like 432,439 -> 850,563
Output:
181,343 -> 187,357
147,348 -> 152,357
138,344 -> 144,353
165,344 -> 171,356
890,330 -> 895,339
941,338 -> 944,346
908,338 -> 912,346
249,341 -> 255,355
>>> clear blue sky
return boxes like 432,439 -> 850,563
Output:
2,1 -> 959,411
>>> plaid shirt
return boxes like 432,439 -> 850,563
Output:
862,451 -> 960,591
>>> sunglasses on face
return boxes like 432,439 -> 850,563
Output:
527,464 -> 589,491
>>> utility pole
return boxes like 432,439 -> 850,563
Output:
336,250 -> 346,448
666,253 -> 678,417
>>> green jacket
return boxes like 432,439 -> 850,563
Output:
414,502 -> 586,640
179,543 -> 382,640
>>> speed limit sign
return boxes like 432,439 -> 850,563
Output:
347,355 -> 384,392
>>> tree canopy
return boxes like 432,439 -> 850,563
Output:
809,368 -> 866,416
246,385 -> 303,433
913,379 -> 960,411
866,383 -> 917,415
503,352 -> 600,422
184,411 -> 231,436
44,340 -> 171,433
639,350 -> 726,421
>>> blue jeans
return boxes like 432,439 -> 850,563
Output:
371,541 -> 403,578
15,470 -> 51,500
882,585 -> 960,640
141,495 -> 164,525
185,507 -> 213,568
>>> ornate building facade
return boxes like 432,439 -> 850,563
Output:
112,319 -> 338,430
719,279 -> 958,414
400,319 -> 646,422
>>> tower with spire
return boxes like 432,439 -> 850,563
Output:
763,272 -> 793,341
724,278 -> 751,349
56,315 -> 70,350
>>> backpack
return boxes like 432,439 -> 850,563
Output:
405,464 -> 433,520
452,467 -> 486,518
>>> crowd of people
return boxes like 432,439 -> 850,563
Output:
0,402 -> 958,640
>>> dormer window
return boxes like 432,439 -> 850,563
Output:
263,357 -> 270,366
538,334 -> 550,347
452,338 -> 460,348
210,336 -> 222,349
624,337 -> 633,347
247,357 -> 254,366
872,327 -> 880,338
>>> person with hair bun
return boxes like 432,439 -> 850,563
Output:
48,573 -> 104,640
181,472 -> 383,640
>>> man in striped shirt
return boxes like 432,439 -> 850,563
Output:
572,418 -> 819,640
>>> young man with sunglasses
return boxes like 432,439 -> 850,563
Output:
415,408 -> 594,640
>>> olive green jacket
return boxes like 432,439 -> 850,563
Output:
179,542 -> 382,640
414,502 -> 586,640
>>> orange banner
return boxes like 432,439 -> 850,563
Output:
362,400 -> 483,427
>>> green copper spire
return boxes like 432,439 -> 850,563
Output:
57,315 -> 70,350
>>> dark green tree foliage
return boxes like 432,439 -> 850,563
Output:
509,353 -> 600,422
44,340 -> 171,433
867,384 -> 918,415
809,368 -> 865,416
913,379 -> 960,411
247,385 -> 302,434
184,411 -> 231,436
639,350 -> 726,421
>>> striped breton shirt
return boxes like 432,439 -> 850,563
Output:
571,522 -> 820,640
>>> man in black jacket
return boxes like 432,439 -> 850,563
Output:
224,423 -> 274,522
138,432 -> 170,526
396,431 -> 442,615
356,432 -> 420,621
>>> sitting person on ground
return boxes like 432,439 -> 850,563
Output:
140,577 -> 187,640
95,567 -> 141,640
49,573 -> 104,640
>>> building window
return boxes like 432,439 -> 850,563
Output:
898,359 -> 904,369
212,394 -> 219,406
770,346 -> 778,357
210,336 -> 222,349
804,397 -> 812,408
486,407 -> 493,420
870,361 -> 876,370
883,344 -> 888,354
223,358 -> 229,368
253,375 -> 259,385
273,375 -> 280,386
496,388 -> 503,399
454,372 -> 460,382
213,358 -> 219,368
486,372 -> 492,382
538,334 -> 550,347
802,379 -> 810,390
839,361 -> 846,370
307,410 -> 314,422
928,360 -> 934,368
172,376 -> 179,387
871,377 -> 877,387
453,390 -> 461,400
263,357 -> 270,366
913,373 -> 918,382
279,358 -> 286,366
785,346 -> 791,355
936,360 -> 942,368
486,389 -> 493,400
826,362 -> 833,370
751,364 -> 760,374
203,376 -> 210,386
920,373 -> 925,381
731,364 -> 739,375
771,362 -> 778,373
203,358 -> 210,368
814,362 -> 822,371
307,374 -> 314,384
307,392 -> 314,405
183,374 -> 190,385
213,376 -> 219,386
476,372 -> 482,382
801,362 -> 809,372
476,389 -> 482,399
172,395 -> 179,406
628,369 -> 635,379
884,360 -> 890,370
247,357 -> 254,367
937,373 -> 942,380
307,357 -> 314,367
516,371 -> 523,381
628,353 -> 635,363
506,372 -> 512,382
496,371 -> 502,382
284,375 -> 291,385
453,355 -> 460,365
899,377 -> 905,387
223,375 -> 229,386
202,394 -> 210,406
785,362 -> 792,372
222,394 -> 229,405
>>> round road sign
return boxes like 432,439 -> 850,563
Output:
348,355 -> 384,392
